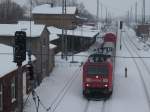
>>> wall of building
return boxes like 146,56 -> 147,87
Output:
33,14 -> 77,29
136,24 -> 150,37
49,48 -> 55,72
0,70 -> 17,112
40,27 -> 50,78
0,63 -> 37,112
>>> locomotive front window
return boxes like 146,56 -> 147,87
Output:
87,66 -> 108,76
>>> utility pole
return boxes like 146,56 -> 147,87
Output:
108,12 -> 111,24
71,29 -> 74,63
64,0 -> 68,60
127,10 -> 130,26
97,0 -> 99,29
130,6 -> 133,23
101,3 -> 103,22
61,0 -> 65,59
142,0 -> 145,24
135,1 -> 137,24
105,8 -> 108,24
61,0 -> 68,60
119,21 -> 123,50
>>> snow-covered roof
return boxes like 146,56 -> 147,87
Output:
32,4 -> 77,15
48,26 -> 62,41
48,26 -> 99,40
0,44 -> 36,78
66,30 -> 99,38
49,44 -> 57,49
0,21 -> 45,37
75,16 -> 88,21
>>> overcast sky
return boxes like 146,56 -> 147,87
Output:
77,0 -> 150,17
12,0 -> 150,18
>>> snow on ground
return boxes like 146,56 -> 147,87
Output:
24,26 -> 150,112
111,28 -> 150,112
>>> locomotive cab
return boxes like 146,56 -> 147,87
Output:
83,56 -> 113,99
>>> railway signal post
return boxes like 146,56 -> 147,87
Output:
120,21 -> 123,50
13,31 -> 26,112
125,67 -> 128,78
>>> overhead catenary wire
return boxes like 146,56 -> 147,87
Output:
1,52 -> 150,58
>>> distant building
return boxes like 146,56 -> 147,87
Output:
0,44 -> 36,112
136,24 -> 150,38
0,21 -> 55,84
48,26 -> 99,53
32,4 -> 79,29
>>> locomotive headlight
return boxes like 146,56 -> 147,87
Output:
86,84 -> 90,87
96,76 -> 99,79
104,84 -> 108,87
103,78 -> 108,82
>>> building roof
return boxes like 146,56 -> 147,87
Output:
0,44 -> 36,78
48,26 -> 99,40
0,21 -> 45,37
67,29 -> 99,38
49,44 -> 57,49
32,4 -> 77,15
48,26 -> 62,41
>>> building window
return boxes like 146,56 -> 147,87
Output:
0,83 -> 3,111
11,77 -> 16,103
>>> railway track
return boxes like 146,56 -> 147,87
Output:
83,101 -> 90,112
49,66 -> 82,112
125,32 -> 150,76
122,31 -> 150,109
83,100 -> 107,112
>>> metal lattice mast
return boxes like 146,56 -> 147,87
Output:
101,3 -> 103,22
64,0 -> 68,60
97,0 -> 99,29
61,0 -> 65,59
135,1 -> 137,24
142,0 -> 145,23
130,7 -> 133,23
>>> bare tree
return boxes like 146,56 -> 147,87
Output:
0,0 -> 25,23
32,0 -> 77,7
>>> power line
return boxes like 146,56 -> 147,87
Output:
1,53 -> 150,59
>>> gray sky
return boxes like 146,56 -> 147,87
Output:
12,0 -> 150,18
77,0 -> 150,17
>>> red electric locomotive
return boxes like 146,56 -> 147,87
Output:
83,53 -> 113,99
82,32 -> 117,100
103,32 -> 117,43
